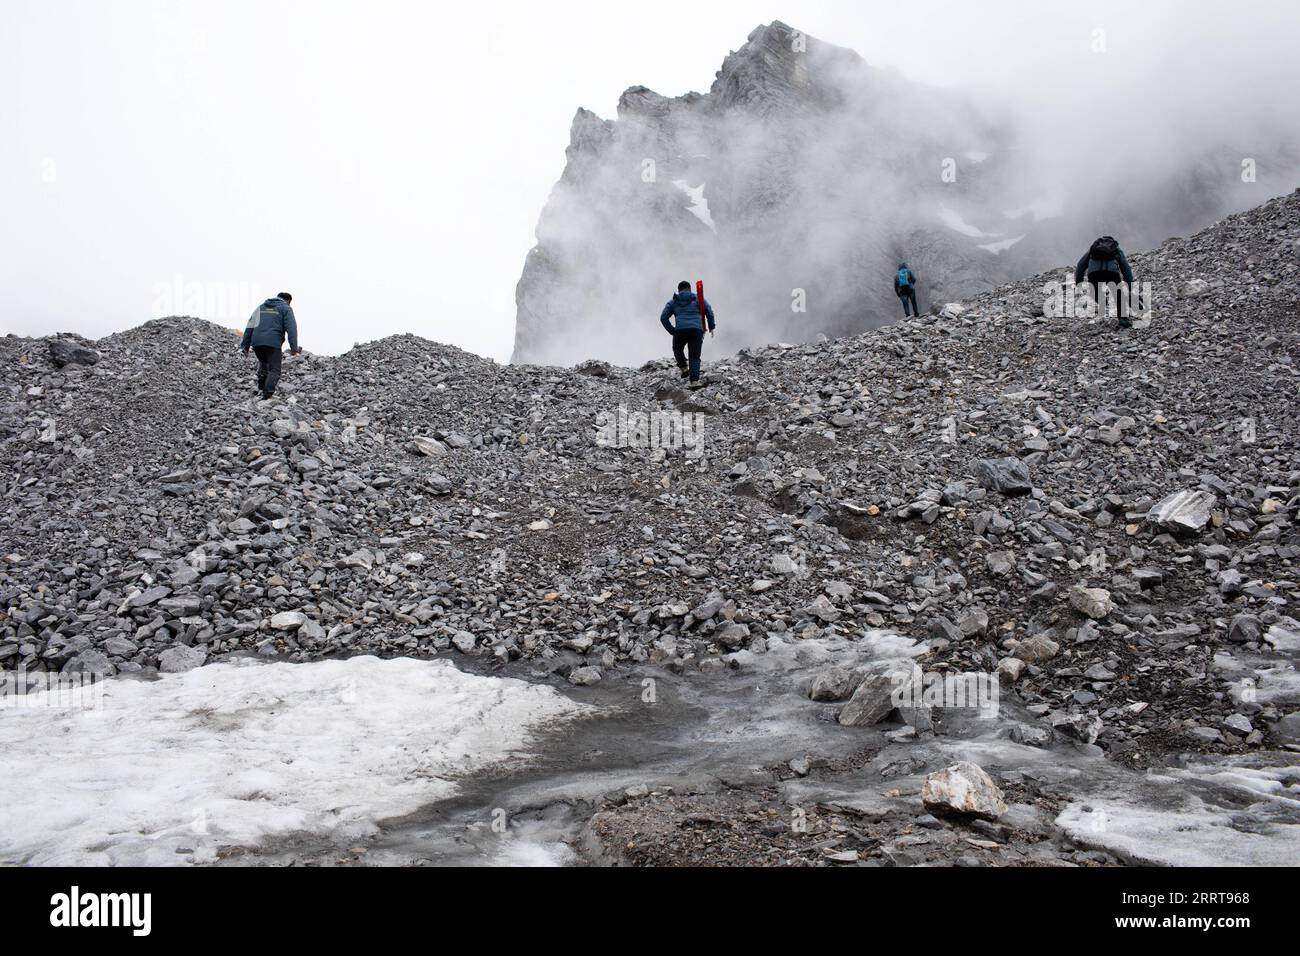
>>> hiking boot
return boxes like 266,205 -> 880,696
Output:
678,367 -> 690,380
689,379 -> 705,391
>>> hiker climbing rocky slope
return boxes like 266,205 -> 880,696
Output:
513,21 -> 1300,367
3,190 -> 1299,787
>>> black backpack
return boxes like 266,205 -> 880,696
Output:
1090,236 -> 1120,261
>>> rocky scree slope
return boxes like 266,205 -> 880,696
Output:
2,190 -> 1299,772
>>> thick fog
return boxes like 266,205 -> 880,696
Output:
515,9 -> 1300,366
3,1 -> 1298,363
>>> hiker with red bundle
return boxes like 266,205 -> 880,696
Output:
659,279 -> 716,390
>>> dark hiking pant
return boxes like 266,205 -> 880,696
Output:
254,345 -> 283,398
898,287 -> 918,317
1087,270 -> 1131,325
672,328 -> 704,382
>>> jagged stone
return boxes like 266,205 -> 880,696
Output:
1147,490 -> 1216,535
839,668 -> 913,727
1069,587 -> 1115,620
975,458 -> 1033,497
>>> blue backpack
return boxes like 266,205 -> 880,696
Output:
897,267 -> 912,289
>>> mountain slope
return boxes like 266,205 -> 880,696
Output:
2,189 -> 1298,778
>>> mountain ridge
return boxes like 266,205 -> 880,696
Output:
513,21 -> 1299,367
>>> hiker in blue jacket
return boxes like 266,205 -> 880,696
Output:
1075,237 -> 1136,327
240,293 -> 300,399
660,281 -> 716,389
894,263 -> 919,317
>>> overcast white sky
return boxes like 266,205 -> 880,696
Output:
2,0 -> 1297,360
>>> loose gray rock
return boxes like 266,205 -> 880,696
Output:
809,666 -> 855,702
839,669 -> 911,727
1069,586 -> 1115,620
1148,490 -> 1217,535
921,762 -> 1007,820
158,645 -> 207,674
568,666 -> 603,686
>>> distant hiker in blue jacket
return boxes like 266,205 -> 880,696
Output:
240,293 -> 300,400
1075,237 -> 1136,327
660,281 -> 716,390
894,263 -> 919,317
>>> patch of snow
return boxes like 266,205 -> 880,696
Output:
0,657 -> 592,866
979,234 -> 1027,254
492,842 -> 575,867
936,205 -> 998,239
672,180 -> 716,231
860,630 -> 929,661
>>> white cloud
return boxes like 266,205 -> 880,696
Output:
2,0 -> 1297,360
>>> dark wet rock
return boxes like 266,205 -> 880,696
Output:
48,338 -> 100,368
1228,614 -> 1263,644
975,458 -> 1033,497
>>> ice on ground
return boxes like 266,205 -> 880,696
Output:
0,657 -> 592,866
672,180 -> 716,231
1056,761 -> 1300,866
749,629 -> 925,675
1213,651 -> 1300,708
1056,801 -> 1299,867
